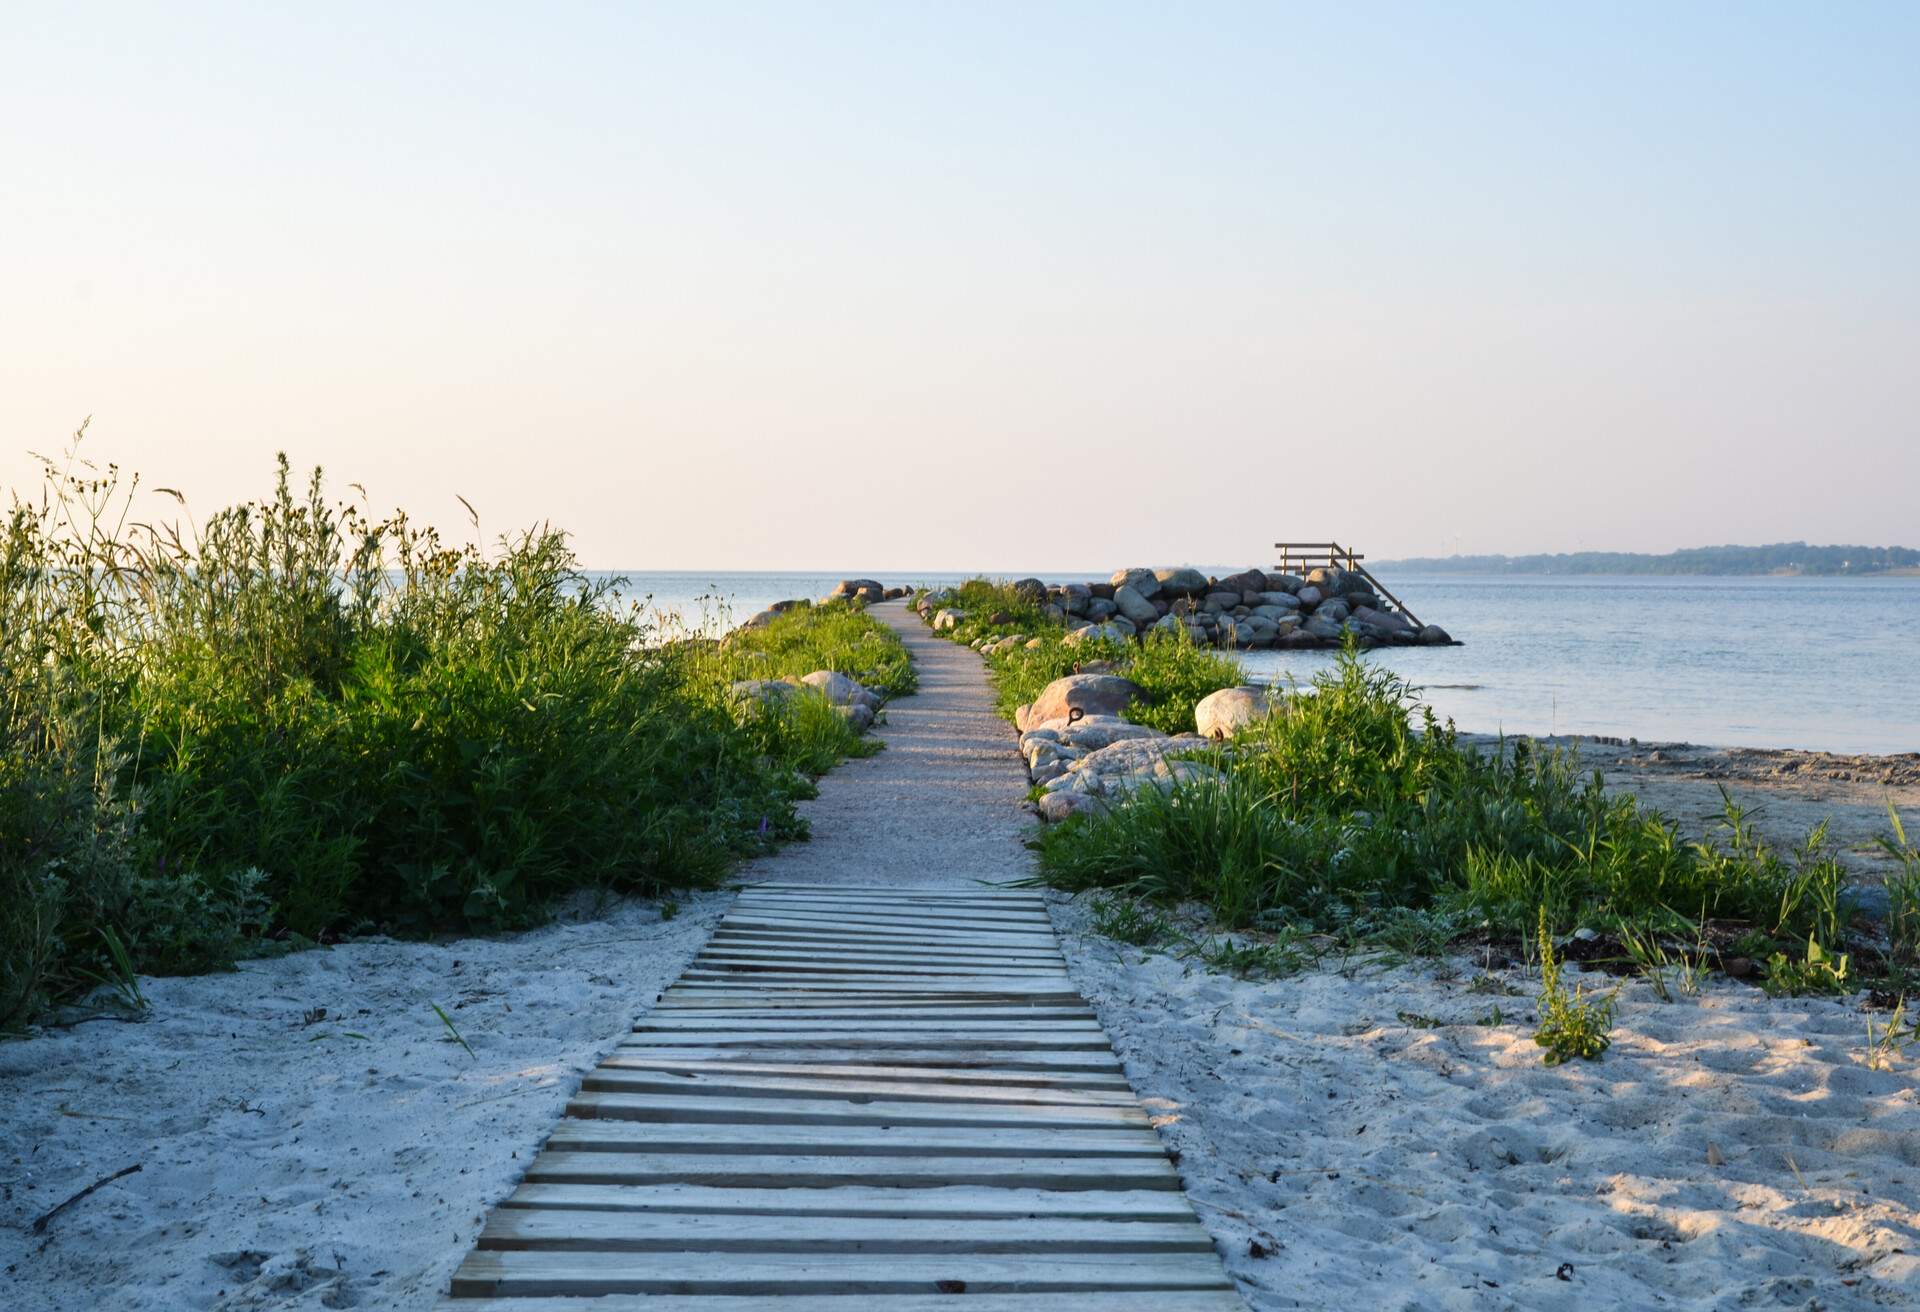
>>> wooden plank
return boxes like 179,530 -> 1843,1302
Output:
689,960 -> 1070,978
673,973 -> 1074,990
565,1090 -> 1150,1128
699,944 -> 1065,964
733,900 -> 1054,925
742,883 -> 1039,899
497,1182 -> 1196,1220
442,1294 -> 1244,1312
635,1018 -> 1104,1035
581,1070 -> 1137,1106
521,1151 -> 1183,1190
619,1032 -> 1112,1052
449,1249 -> 1233,1297
542,1120 -> 1166,1158
478,1209 -> 1212,1254
720,909 -> 1053,932
647,1006 -> 1095,1021
719,918 -> 1058,945
594,1055 -> 1131,1088
607,1047 -> 1124,1073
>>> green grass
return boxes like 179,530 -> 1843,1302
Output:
1,431 -> 909,1027
1032,642 -> 1854,967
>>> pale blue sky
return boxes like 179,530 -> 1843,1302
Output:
4,2 -> 1915,570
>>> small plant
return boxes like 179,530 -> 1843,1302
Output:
1619,921 -> 1674,1003
1090,895 -> 1168,946
1533,908 -> 1614,1065
1760,937 -> 1851,998
660,899 -> 679,922
1880,804 -> 1920,962
432,1001 -> 476,1058
1865,996 -> 1920,1071
85,926 -> 149,1014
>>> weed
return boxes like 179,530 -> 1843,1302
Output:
1090,895 -> 1168,946
432,1001 -> 475,1058
1534,908 -> 1615,1065
1880,803 -> 1920,962
1760,938 -> 1852,998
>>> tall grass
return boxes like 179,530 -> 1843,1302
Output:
1036,644 -> 1849,950
1,434 -> 906,1026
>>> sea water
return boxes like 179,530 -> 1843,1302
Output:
601,570 -> 1920,755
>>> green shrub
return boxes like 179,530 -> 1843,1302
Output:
2,432 -> 909,1022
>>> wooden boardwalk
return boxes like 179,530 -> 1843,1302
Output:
442,883 -> 1241,1309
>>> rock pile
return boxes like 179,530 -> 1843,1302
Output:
728,670 -> 889,733
741,579 -> 911,629
917,566 -> 1453,650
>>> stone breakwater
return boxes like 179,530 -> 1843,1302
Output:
926,565 -> 1453,651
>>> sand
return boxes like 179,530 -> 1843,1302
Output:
0,892 -> 728,1311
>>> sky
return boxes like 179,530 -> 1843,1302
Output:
3,2 -> 1916,572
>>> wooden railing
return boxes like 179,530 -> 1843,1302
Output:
1272,540 -> 1424,630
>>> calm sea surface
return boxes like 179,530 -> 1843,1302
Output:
602,571 -> 1920,755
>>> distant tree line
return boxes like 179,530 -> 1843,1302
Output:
1378,543 -> 1920,577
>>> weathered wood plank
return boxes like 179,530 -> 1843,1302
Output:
542,1120 -> 1166,1158
647,1006 -> 1095,1021
496,1182 -> 1197,1220
593,1054 -> 1131,1088
634,1018 -> 1104,1035
619,1032 -> 1112,1052
521,1150 -> 1183,1190
581,1070 -> 1137,1106
478,1209 -> 1212,1253
605,1047 -> 1124,1073
565,1089 -> 1150,1128
449,1249 -> 1233,1297
442,1295 -> 1244,1312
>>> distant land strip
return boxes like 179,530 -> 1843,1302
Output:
1373,543 -> 1920,577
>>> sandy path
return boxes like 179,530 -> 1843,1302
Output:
734,600 -> 1038,889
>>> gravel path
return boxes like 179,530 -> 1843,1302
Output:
735,600 -> 1037,889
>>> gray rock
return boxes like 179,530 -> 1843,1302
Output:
1295,586 -> 1324,609
1083,596 -> 1118,622
932,608 -> 966,631
800,670 -> 870,705
1419,624 -> 1454,645
1256,591 -> 1300,611
1059,582 -> 1093,617
728,678 -> 799,708
836,702 -> 876,733
830,578 -> 885,603
1202,591 -> 1240,613
1264,573 -> 1305,594
1215,568 -> 1267,595
1064,622 -> 1130,646
1306,566 -> 1351,596
1023,673 -> 1145,727
1195,685 -> 1282,739
1038,790 -> 1105,823
1113,584 -> 1159,626
1152,566 -> 1210,597
1110,568 -> 1161,598
1351,605 -> 1411,633
1046,733 -> 1220,800
1316,600 -> 1351,624
1012,578 -> 1048,604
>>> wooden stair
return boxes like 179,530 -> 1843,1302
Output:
441,883 -> 1242,1309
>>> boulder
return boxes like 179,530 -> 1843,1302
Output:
1088,582 -> 1117,600
1265,573 -> 1305,594
1254,591 -> 1300,611
1195,686 -> 1282,740
1303,614 -> 1344,641
800,670 -> 871,706
1038,790 -> 1105,823
1316,599 -> 1351,624
1305,566 -> 1351,596
1064,622 -> 1130,646
830,578 -> 885,603
1110,567 -> 1161,598
932,608 -> 966,631
1420,624 -> 1454,645
1059,582 -> 1093,616
1202,590 -> 1241,613
1250,604 -> 1297,625
1023,673 -> 1144,727
1083,596 -> 1118,622
1152,566 -> 1210,597
837,702 -> 876,733
1113,584 -> 1159,626
1295,586 -> 1325,609
1011,578 -> 1048,604
1045,734 -> 1220,801
1215,568 -> 1267,595
728,678 -> 800,708
742,608 -> 780,629
1023,713 -> 1162,753
883,586 -> 912,600
1351,605 -> 1411,633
